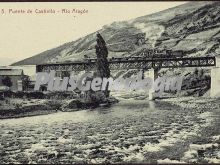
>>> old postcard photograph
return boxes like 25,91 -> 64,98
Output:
0,1 -> 220,164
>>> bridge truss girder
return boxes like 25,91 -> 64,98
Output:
36,57 -> 216,73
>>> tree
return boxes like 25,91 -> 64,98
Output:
95,33 -> 110,77
22,76 -> 31,91
95,33 -> 111,97
80,33 -> 111,105
199,69 -> 204,78
2,76 -> 12,88
194,68 -> 199,77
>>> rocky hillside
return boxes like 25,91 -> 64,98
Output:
12,1 -> 220,65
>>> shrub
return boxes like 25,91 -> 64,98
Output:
0,91 -> 14,98
27,91 -> 45,99
13,91 -> 45,99
44,91 -> 77,100
45,100 -> 62,110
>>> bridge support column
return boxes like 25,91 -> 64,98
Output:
144,68 -> 158,100
210,57 -> 220,97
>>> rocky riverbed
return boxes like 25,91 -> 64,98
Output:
0,97 -> 219,164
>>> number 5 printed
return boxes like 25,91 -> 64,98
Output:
1,9 -> 5,14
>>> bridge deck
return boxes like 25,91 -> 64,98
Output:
36,56 -> 216,72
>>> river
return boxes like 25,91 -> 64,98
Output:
0,98 -> 217,163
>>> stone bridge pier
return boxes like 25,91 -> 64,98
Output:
143,68 -> 158,100
211,57 -> 220,97
143,58 -> 218,99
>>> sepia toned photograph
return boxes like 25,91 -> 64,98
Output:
0,1 -> 220,164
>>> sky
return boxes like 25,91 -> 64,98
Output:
0,2 -> 187,66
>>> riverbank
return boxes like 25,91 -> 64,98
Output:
161,96 -> 220,110
0,96 -> 119,119
0,99 -> 61,119
0,91 -> 218,119
159,96 -> 220,163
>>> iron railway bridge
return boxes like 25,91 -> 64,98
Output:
36,56 -> 216,73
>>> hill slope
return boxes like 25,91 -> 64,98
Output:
12,1 -> 220,66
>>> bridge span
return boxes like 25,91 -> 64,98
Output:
36,56 -> 220,99
36,56 -> 216,72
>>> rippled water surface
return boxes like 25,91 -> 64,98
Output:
0,100 -> 167,126
0,99 -> 215,164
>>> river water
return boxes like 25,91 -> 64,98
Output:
0,99 -> 214,163
0,99 -> 165,126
